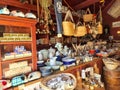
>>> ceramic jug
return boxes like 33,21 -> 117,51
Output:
38,51 -> 43,61
50,57 -> 57,66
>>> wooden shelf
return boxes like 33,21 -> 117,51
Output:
54,58 -> 103,76
0,13 -> 37,79
0,41 -> 32,45
36,34 -> 49,38
2,56 -> 32,64
0,0 -> 37,11
0,15 -> 37,27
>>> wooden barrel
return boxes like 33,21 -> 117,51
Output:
103,67 -> 120,90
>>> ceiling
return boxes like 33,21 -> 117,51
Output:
31,0 -> 116,19
61,0 -> 115,13
30,0 -> 116,15
32,0 -> 115,11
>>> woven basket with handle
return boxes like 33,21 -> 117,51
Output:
62,10 -> 75,36
74,22 -> 87,37
83,8 -> 94,22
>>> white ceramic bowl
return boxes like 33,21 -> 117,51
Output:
39,66 -> 51,73
25,13 -> 36,19
62,58 -> 76,65
51,65 -> 60,70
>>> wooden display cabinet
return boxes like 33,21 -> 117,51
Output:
0,15 -> 37,79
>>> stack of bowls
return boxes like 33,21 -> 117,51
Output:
39,66 -> 52,76
45,61 -> 63,71
37,61 -> 45,67
62,57 -> 76,66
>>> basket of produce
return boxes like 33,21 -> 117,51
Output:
103,58 -> 120,70
41,73 -> 77,90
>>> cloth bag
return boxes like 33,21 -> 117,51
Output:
83,8 -> 94,22
74,22 -> 87,37
62,10 -> 75,36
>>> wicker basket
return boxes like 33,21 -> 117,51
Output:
74,22 -> 87,37
62,10 -> 75,36
83,8 -> 94,22
41,73 -> 77,90
103,58 -> 119,70
97,22 -> 103,34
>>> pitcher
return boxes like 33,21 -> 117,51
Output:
50,57 -> 57,66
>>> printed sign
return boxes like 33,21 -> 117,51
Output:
112,21 -> 120,28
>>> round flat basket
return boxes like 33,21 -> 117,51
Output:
41,73 -> 77,90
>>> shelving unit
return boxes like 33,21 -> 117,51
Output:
55,58 -> 103,76
12,58 -> 103,90
0,14 -> 37,79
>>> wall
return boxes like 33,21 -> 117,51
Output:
102,1 -> 120,40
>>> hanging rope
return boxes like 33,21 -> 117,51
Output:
36,0 -> 40,21
63,0 -> 75,11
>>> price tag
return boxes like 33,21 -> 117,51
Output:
57,34 -> 62,37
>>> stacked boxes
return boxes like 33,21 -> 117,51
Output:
0,33 -> 31,42
3,46 -> 32,60
4,61 -> 31,78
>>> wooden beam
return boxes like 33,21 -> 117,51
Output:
74,0 -> 100,10
102,0 -> 115,13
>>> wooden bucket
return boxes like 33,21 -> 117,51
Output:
103,67 -> 120,90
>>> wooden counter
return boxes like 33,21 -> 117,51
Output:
12,58 -> 103,90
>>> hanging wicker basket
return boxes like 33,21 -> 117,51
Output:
62,10 -> 75,36
83,8 -> 94,22
97,22 -> 103,34
74,22 -> 87,37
